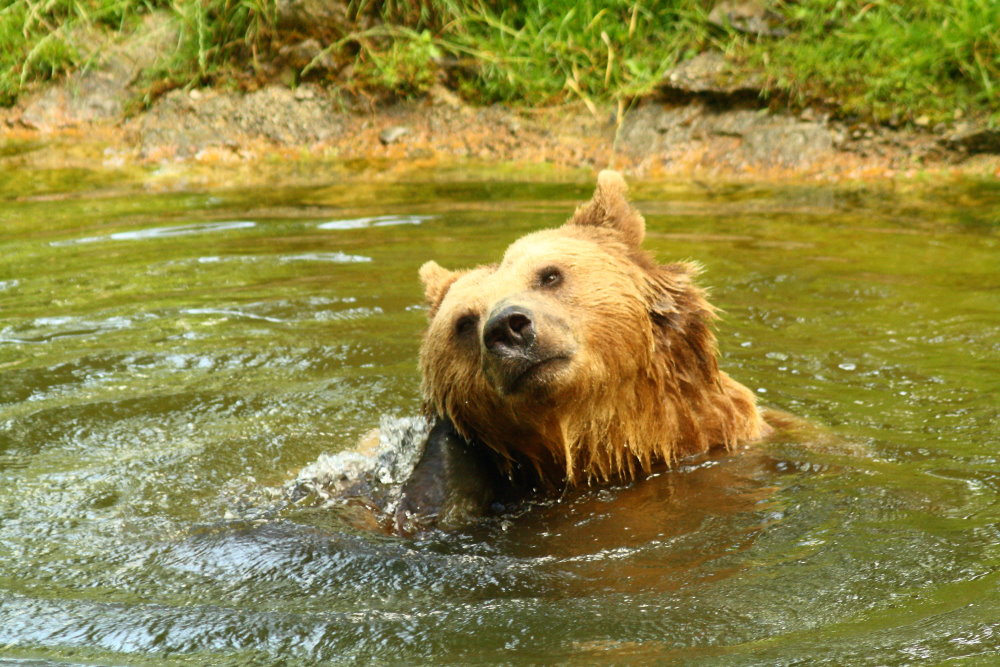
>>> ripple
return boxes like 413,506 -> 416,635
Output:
279,252 -> 372,263
317,215 -> 432,230
0,315 -> 137,344
181,308 -> 289,324
50,221 -> 256,246
166,252 -> 372,266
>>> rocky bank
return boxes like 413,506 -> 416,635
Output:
4,26 -> 1000,186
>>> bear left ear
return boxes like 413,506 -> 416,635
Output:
566,170 -> 645,246
420,260 -> 460,318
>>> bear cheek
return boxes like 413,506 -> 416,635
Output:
578,305 -> 657,381
421,330 -> 488,415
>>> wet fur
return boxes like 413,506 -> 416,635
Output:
419,171 -> 767,487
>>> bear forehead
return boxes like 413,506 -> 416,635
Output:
500,228 -> 621,268
436,228 -> 645,319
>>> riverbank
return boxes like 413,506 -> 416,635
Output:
3,1 -> 1000,189
4,82 -> 1000,196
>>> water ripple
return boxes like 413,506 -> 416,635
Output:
167,252 -> 372,266
318,215 -> 432,230
0,315 -> 138,344
50,221 -> 256,246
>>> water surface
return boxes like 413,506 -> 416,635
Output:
1,174 -> 998,665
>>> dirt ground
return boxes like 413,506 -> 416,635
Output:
4,73 -> 1000,190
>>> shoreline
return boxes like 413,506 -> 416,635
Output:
4,83 -> 1000,195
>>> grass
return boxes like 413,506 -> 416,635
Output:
1,0 -> 137,103
744,0 -> 1000,124
1,0 -> 997,126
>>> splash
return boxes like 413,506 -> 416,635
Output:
285,416 -> 433,518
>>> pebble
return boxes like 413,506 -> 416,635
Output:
379,126 -> 410,145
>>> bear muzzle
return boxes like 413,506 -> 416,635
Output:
483,305 -> 536,355
481,303 -> 574,396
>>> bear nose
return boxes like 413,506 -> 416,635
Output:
483,305 -> 535,355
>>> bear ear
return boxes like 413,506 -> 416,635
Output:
566,170 -> 645,246
419,260 -> 460,318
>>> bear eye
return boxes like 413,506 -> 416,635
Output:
454,314 -> 478,337
537,266 -> 563,289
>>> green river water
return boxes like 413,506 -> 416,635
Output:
0,171 -> 997,665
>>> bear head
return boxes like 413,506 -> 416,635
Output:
418,171 -> 764,486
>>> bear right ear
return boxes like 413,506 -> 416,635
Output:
566,170 -> 645,247
419,260 -> 460,318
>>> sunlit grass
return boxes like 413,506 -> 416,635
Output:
0,0 -> 997,125
742,0 -> 1000,124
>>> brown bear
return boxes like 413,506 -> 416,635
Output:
416,170 -> 769,491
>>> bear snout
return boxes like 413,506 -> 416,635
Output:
483,305 -> 536,356
480,303 -> 575,396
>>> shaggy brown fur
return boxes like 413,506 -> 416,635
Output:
418,171 -> 768,486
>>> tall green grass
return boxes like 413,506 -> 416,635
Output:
0,0 -> 144,104
142,0 -> 277,98
1,0 -> 997,126
745,0 -> 1000,123
435,1 -> 715,106
0,0 -> 278,105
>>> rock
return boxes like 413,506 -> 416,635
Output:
427,84 -> 464,109
944,125 -> 1000,155
660,51 -> 765,98
617,101 -> 834,168
275,0 -> 350,31
136,85 -> 344,157
740,119 -> 834,167
708,0 -> 789,37
379,126 -> 410,145
279,38 -> 337,72
21,66 -> 132,129
19,12 -> 176,131
294,86 -> 316,101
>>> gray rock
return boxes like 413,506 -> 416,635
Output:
617,101 -> 835,168
708,0 -> 789,37
136,85 -> 344,157
740,119 -> 834,167
20,12 -> 176,130
379,126 -> 410,145
279,38 -> 337,72
660,51 -> 765,97
21,66 -> 131,129
944,124 -> 1000,155
276,0 -> 350,31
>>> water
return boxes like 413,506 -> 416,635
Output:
0,173 -> 997,665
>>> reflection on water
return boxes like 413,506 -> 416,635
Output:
0,176 -> 998,664
318,214 -> 433,230
49,220 -> 258,246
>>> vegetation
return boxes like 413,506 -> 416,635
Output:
754,0 -> 1000,124
1,0 -> 997,125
